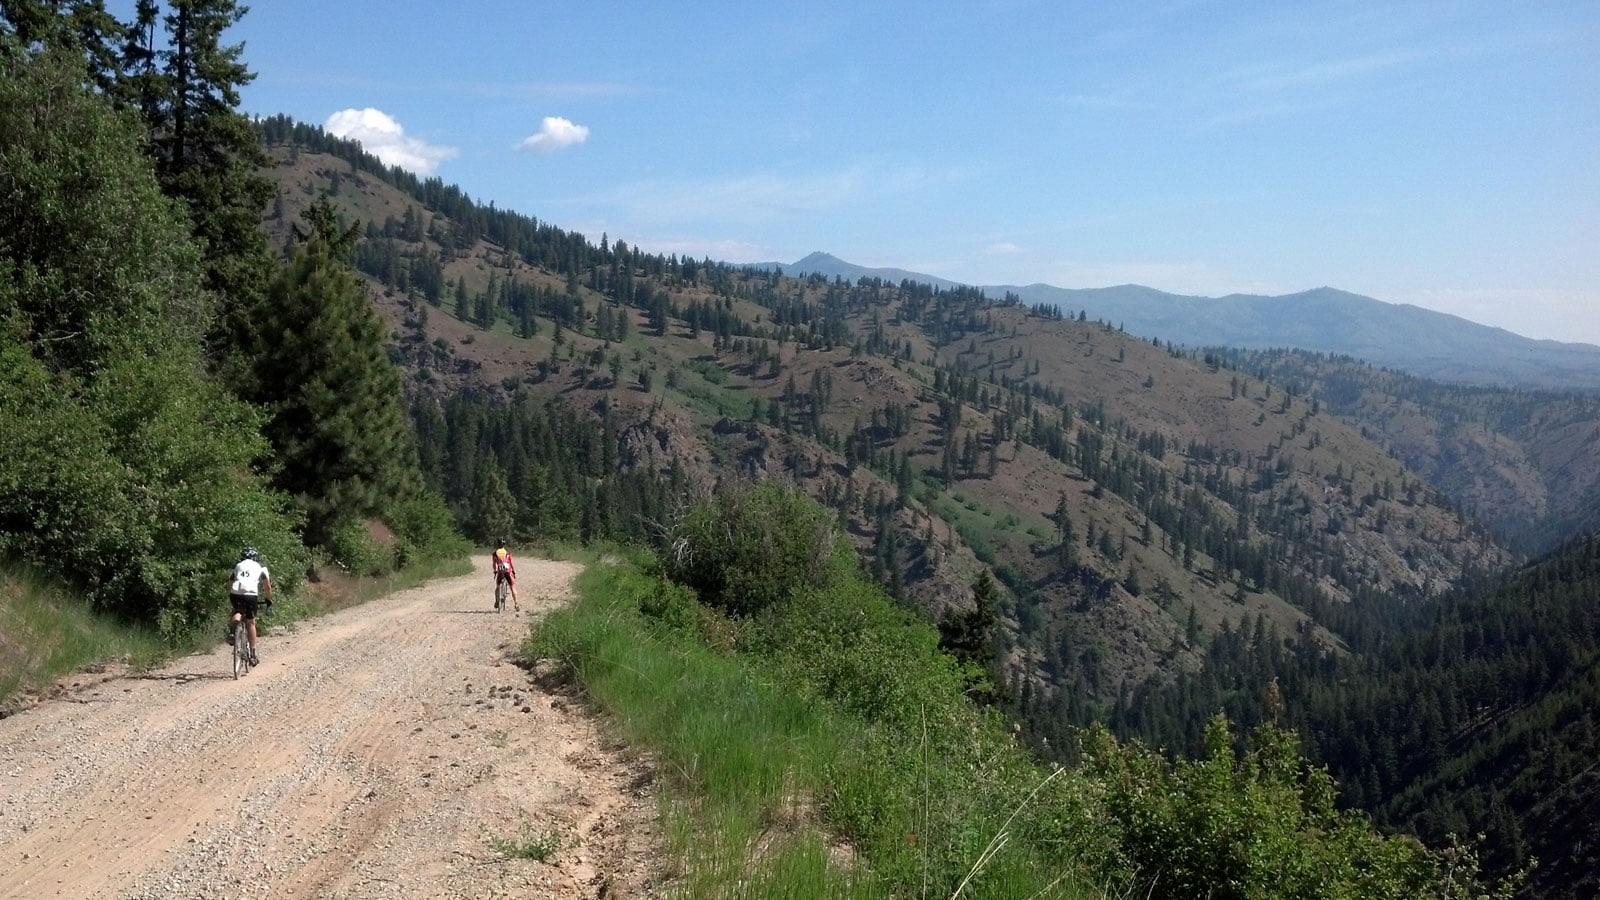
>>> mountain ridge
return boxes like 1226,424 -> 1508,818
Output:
762,252 -> 1600,390
257,138 -> 1513,695
249,120 -> 1600,892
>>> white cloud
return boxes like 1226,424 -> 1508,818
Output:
985,242 -> 1025,256
516,117 -> 590,154
324,108 -> 458,175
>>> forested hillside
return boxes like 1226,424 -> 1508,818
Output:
5,2 -> 1595,894
1223,348 -> 1600,554
247,119 -> 1600,894
255,116 -> 1516,688
0,4 -> 460,650
771,254 -> 1600,392
1110,531 -> 1600,899
1332,535 -> 1600,900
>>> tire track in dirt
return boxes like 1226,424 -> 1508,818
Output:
0,556 -> 662,899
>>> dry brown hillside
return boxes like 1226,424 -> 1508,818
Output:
260,141 -> 1514,705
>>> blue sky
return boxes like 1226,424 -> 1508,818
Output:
217,1 -> 1596,344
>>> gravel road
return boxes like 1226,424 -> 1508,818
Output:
0,556 -> 662,899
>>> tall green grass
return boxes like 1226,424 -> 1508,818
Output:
528,555 -> 1091,898
528,561 -> 860,896
0,564 -> 167,706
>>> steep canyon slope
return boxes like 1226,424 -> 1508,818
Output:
256,130 -> 1519,714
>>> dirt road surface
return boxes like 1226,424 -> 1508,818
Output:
0,557 -> 663,899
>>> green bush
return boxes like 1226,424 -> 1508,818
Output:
385,490 -> 469,565
1076,716 -> 1520,900
746,575 -> 968,730
326,518 -> 393,577
663,482 -> 847,615
0,53 -> 306,641
0,340 -> 307,644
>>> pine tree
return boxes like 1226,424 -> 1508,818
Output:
123,0 -> 274,364
467,457 -> 515,543
242,198 -> 420,545
1,0 -> 126,92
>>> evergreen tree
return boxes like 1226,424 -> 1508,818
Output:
467,457 -> 515,542
242,198 -> 419,545
939,570 -> 999,685
124,0 -> 274,371
1,0 -> 126,92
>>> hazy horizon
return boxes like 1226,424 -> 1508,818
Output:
182,0 -> 1598,344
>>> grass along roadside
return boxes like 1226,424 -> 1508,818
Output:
0,563 -> 167,713
525,558 -> 877,897
0,551 -> 473,714
522,496 -> 1517,900
525,552 -> 1094,899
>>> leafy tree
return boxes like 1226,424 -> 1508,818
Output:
0,46 -> 302,638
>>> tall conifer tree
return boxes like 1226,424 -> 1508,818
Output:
245,197 -> 420,546
121,0 -> 273,372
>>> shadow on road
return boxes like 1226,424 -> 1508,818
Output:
133,671 -> 239,683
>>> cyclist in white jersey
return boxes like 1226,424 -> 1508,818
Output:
229,547 -> 274,665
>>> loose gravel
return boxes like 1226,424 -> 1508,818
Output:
0,556 -> 663,899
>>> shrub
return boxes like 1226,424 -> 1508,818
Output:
385,490 -> 469,564
1077,716 -> 1518,900
663,482 -> 846,615
326,517 -> 394,577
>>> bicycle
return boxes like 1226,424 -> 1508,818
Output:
494,571 -> 511,613
230,599 -> 269,679
232,617 -> 253,679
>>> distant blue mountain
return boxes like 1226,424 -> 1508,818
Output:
762,252 -> 1600,391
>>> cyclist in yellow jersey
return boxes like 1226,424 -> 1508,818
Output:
492,538 -> 520,611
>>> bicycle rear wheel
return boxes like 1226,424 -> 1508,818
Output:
495,577 -> 508,612
233,621 -> 251,679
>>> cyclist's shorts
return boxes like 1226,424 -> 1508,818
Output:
230,592 -> 259,620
